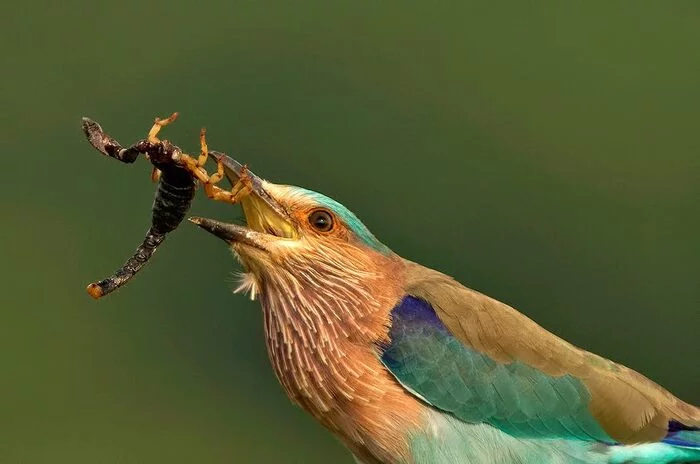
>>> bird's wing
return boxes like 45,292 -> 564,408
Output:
379,261 -> 699,445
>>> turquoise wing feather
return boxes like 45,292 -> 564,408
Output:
379,294 -> 700,463
380,295 -> 614,443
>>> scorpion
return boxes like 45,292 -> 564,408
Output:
81,113 -> 252,299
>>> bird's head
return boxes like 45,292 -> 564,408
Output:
190,153 -> 401,311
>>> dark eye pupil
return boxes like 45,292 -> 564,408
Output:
309,210 -> 333,231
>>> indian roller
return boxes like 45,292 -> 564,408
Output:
188,153 -> 699,464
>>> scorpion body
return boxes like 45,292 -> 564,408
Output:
81,116 -> 196,298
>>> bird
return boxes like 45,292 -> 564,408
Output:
189,153 -> 699,464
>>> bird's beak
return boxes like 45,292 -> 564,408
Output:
189,152 -> 298,248
187,217 -> 241,242
188,217 -> 270,250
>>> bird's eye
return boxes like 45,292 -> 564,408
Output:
308,209 -> 334,232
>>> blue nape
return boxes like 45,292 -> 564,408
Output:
380,295 -> 615,443
292,187 -> 391,254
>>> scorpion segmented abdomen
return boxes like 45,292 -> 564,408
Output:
151,166 -> 196,235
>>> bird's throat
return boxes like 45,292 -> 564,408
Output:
255,256 -> 423,462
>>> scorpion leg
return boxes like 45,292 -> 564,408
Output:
199,129 -> 252,203
172,127 -> 212,184
197,128 -> 209,167
204,162 -> 253,204
147,112 -> 179,144
175,127 -> 253,204
144,113 -> 179,183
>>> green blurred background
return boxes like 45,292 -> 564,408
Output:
2,2 -> 699,462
